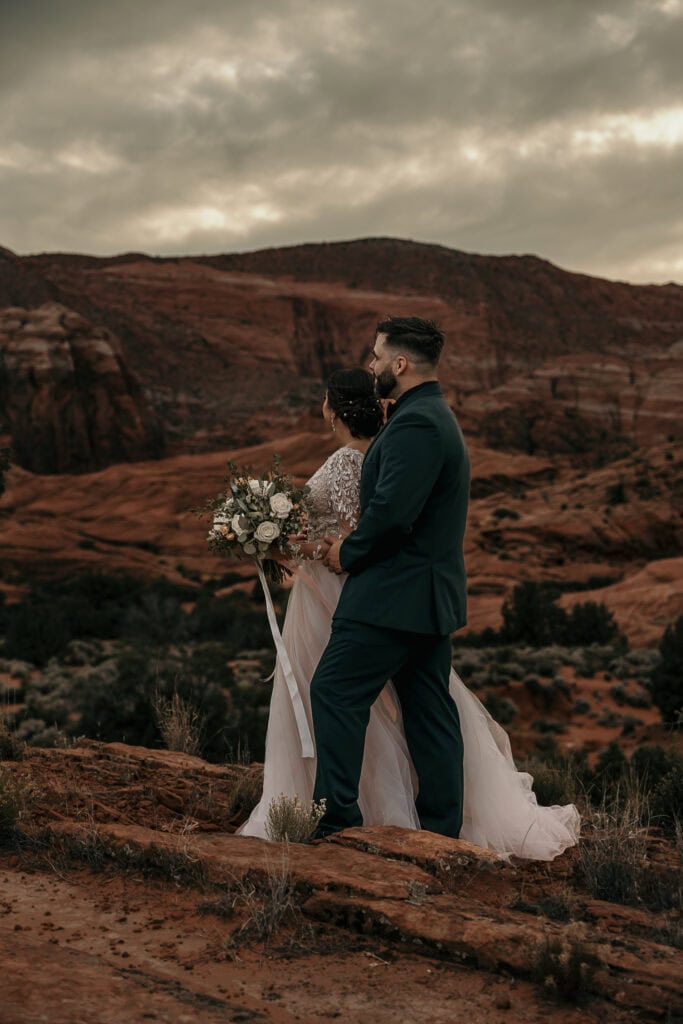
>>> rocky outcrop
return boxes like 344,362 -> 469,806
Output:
470,351 -> 683,455
20,239 -> 683,457
0,303 -> 164,474
4,742 -> 681,1021
0,246 -> 58,309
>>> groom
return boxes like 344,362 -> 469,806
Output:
311,316 -> 470,838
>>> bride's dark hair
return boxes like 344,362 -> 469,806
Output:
326,368 -> 383,439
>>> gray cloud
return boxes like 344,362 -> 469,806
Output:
1,0 -> 682,282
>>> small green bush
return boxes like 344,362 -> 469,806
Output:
0,766 -> 32,842
651,763 -> 683,838
483,694 -> 518,725
649,617 -> 683,726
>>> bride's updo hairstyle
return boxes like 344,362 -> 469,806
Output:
327,368 -> 383,439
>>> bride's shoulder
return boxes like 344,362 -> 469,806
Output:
322,446 -> 364,474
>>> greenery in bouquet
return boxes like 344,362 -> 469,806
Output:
204,456 -> 310,583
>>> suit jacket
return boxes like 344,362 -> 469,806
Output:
336,380 -> 470,635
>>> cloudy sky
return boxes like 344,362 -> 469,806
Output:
1,0 -> 682,283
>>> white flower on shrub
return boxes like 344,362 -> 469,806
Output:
269,492 -> 293,518
255,520 -> 281,544
248,478 -> 267,496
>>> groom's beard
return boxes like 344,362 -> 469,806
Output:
374,367 -> 398,399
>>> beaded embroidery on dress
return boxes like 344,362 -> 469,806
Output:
305,447 -> 362,538
240,448 -> 580,859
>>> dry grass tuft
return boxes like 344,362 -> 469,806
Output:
0,716 -> 24,761
201,851 -> 302,946
153,691 -> 203,756
235,856 -> 300,943
226,766 -> 264,822
265,793 -> 326,843
532,925 -> 597,1003
579,780 -> 681,913
0,766 -> 35,842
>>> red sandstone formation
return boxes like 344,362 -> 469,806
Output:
16,238 -> 683,459
0,303 -> 163,474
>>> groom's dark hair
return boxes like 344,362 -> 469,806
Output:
376,316 -> 444,367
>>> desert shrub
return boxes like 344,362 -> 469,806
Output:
651,763 -> 683,838
630,745 -> 681,790
623,688 -> 652,709
610,684 -> 626,705
596,710 -> 619,728
564,602 -> 621,646
500,583 -> 567,646
74,648 -> 233,760
610,648 -> 659,676
188,591 -> 272,648
265,794 -> 327,843
573,699 -> 591,715
525,758 -> 577,807
605,481 -> 626,505
580,786 -> 681,911
493,507 -> 519,520
528,677 -> 568,712
532,931 -> 596,1003
0,718 -> 23,760
226,766 -> 264,820
499,583 -> 622,648
594,741 -> 628,787
620,715 -> 643,736
458,656 -> 482,676
498,660 -> 525,680
482,665 -> 507,687
483,694 -> 517,725
153,691 -> 203,756
231,856 -> 301,944
2,573 -> 195,665
649,617 -> 683,726
532,719 -> 566,735
0,766 -> 32,842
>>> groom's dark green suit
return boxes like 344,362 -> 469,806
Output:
311,380 -> 470,837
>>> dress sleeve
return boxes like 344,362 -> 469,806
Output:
325,449 -> 362,533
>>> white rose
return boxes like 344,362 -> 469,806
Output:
269,492 -> 293,518
248,478 -> 266,496
255,520 -> 281,544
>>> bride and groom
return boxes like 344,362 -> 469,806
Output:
241,316 -> 579,859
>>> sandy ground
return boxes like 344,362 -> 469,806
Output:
0,859 -> 629,1024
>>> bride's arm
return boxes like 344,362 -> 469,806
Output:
286,535 -> 332,561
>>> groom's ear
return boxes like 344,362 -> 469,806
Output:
394,354 -> 409,376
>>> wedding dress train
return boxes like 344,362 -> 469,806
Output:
240,448 -> 580,860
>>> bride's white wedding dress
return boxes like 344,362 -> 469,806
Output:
240,446 -> 580,859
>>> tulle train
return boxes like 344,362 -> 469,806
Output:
240,562 -> 580,860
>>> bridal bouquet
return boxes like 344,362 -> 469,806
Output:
205,457 -> 309,584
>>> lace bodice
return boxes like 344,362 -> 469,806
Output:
306,446 -> 364,540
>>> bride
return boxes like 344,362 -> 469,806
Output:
240,369 -> 580,860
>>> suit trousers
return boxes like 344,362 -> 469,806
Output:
311,616 -> 464,837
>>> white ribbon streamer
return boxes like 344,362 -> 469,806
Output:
256,559 -> 315,759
